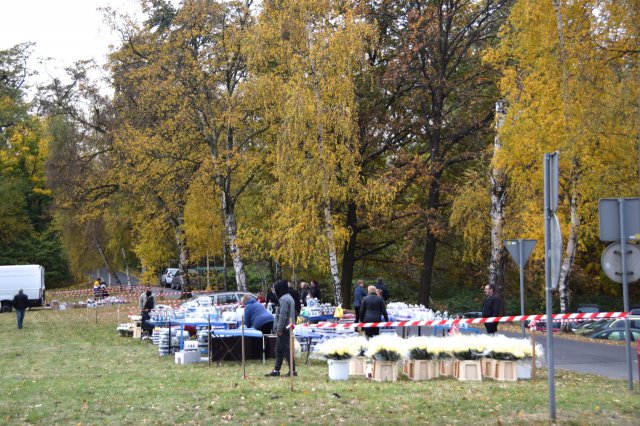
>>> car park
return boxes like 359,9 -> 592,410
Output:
585,327 -> 640,342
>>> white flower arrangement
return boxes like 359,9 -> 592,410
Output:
365,334 -> 407,361
316,338 -> 357,360
485,335 -> 539,361
341,335 -> 368,357
438,335 -> 487,360
406,336 -> 439,360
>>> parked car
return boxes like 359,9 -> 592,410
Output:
576,304 -> 600,313
603,318 -> 640,329
573,319 -> 611,335
181,291 -> 256,308
160,268 -> 179,287
585,327 -> 640,342
170,269 -> 199,290
533,320 -> 562,332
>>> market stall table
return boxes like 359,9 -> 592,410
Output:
208,328 -> 264,363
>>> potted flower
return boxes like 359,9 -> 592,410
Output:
450,336 -> 484,381
366,335 -> 406,382
435,338 -> 457,377
406,337 -> 440,380
343,336 -> 368,376
486,336 -> 530,381
316,338 -> 357,380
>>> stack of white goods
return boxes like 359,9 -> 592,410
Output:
152,328 -> 162,345
197,329 -> 209,355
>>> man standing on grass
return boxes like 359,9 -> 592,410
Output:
265,279 -> 297,377
12,289 -> 29,329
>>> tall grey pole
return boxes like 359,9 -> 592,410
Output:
544,154 -> 556,421
519,241 -> 525,338
618,199 -> 634,390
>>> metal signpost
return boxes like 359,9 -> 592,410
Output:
543,152 -> 560,421
505,239 -> 537,337
598,197 -> 640,391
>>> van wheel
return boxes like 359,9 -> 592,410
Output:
1,302 -> 12,313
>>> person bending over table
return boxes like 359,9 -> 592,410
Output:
242,294 -> 274,335
359,285 -> 388,339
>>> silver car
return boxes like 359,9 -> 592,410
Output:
181,291 -> 256,308
160,268 -> 179,287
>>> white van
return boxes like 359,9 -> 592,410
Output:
0,265 -> 46,312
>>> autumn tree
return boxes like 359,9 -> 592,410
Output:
0,43 -> 70,285
389,0 -> 513,306
108,0 -> 263,290
486,0 -> 639,312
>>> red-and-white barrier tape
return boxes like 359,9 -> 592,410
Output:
298,311 -> 628,329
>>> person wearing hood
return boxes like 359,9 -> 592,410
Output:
265,279 -> 297,377
242,294 -> 274,335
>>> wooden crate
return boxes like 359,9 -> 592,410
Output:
456,360 -> 482,381
408,360 -> 439,380
494,360 -> 517,382
439,359 -> 457,377
372,360 -> 398,382
349,356 -> 366,376
481,358 -> 496,379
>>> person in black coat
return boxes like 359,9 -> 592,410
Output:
12,289 -> 29,329
266,286 -> 279,312
482,284 -> 501,334
309,279 -> 321,301
141,291 -> 155,336
359,286 -> 389,339
375,277 -> 389,302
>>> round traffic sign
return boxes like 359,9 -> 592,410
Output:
601,242 -> 640,284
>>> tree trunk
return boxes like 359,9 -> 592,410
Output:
489,100 -> 508,311
269,258 -> 282,283
95,241 -> 122,286
418,176 -> 440,307
553,0 -> 578,328
340,202 -> 359,308
324,202 -> 343,306
175,223 -> 190,289
308,33 -> 342,306
222,188 -> 247,292
559,170 -> 580,316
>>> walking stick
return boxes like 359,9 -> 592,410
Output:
289,320 -> 294,392
241,317 -> 246,380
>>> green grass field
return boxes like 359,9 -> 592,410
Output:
1,305 -> 639,425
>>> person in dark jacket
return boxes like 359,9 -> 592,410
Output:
374,277 -> 389,302
242,294 -> 274,335
12,289 -> 29,329
266,279 -> 297,377
309,279 -> 321,301
482,284 -> 501,334
288,282 -> 301,318
359,286 -> 389,339
299,282 -> 310,306
353,280 -> 367,323
141,291 -> 155,336
266,286 -> 279,312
